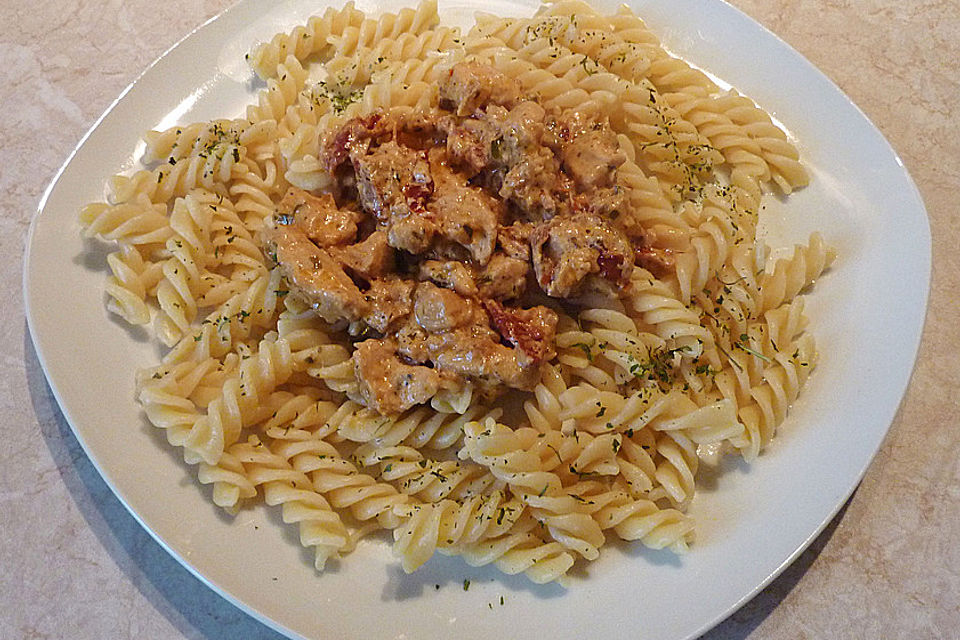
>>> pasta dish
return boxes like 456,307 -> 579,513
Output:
78,0 -> 834,584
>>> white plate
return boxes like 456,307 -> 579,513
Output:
23,0 -> 930,638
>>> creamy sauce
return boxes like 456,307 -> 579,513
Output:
262,61 -> 660,415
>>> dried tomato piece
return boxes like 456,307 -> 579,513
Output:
483,300 -> 558,362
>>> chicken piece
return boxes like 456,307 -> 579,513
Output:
442,114 -> 500,175
430,153 -> 500,264
395,108 -> 445,146
478,254 -> 528,300
352,140 -> 436,254
413,282 -> 480,333
321,111 -> 393,172
496,101 -> 547,167
397,316 -> 541,392
500,145 -> 562,220
395,324 -> 546,391
483,300 -> 558,363
274,188 -> 361,247
427,330 -> 542,391
587,186 -> 628,224
352,339 -> 440,415
395,321 -> 432,364
395,288 -> 545,392
328,230 -> 395,280
359,277 -> 415,334
439,61 -> 521,116
352,140 -> 430,219
419,260 -> 478,297
497,222 -> 534,261
545,108 -> 625,190
441,101 -> 546,178
262,224 -> 368,323
530,213 -> 634,298
385,215 -> 438,256
562,129 -> 625,190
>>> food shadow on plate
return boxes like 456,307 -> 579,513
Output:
25,331 -> 288,640
257,502 -> 363,576
134,403 -> 244,528
381,551 -> 567,602
74,238 -> 152,344
694,450 -> 753,495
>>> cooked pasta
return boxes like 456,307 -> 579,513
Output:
78,0 -> 832,585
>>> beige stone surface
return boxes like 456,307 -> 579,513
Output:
1,1 -> 957,638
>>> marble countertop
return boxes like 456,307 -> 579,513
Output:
3,1 -> 957,638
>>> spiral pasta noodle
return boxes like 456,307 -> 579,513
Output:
246,2 -> 367,80
200,429 -> 351,568
391,491 -> 525,571
102,244 -> 164,325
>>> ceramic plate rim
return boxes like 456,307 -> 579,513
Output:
23,1 -> 931,638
